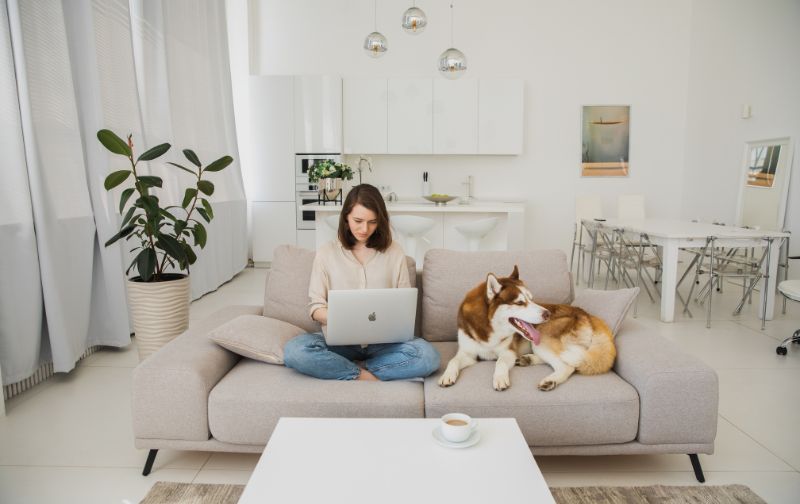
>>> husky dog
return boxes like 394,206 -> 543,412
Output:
438,266 -> 616,391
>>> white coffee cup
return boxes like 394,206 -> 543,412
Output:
440,413 -> 478,443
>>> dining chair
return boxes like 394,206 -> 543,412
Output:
617,194 -> 646,221
682,236 -> 775,328
570,195 -> 603,285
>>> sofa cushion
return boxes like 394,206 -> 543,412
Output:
208,359 -> 425,445
423,342 -> 640,446
208,314 -> 306,365
263,245 -> 321,334
421,249 -> 574,342
263,244 -> 419,335
572,287 -> 639,335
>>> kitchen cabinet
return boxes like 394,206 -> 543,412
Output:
248,76 -> 295,201
252,201 -> 297,265
343,78 -> 388,154
479,79 -> 523,154
388,78 -> 432,154
433,79 -> 478,154
293,76 -> 342,153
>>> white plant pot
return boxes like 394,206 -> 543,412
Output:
127,274 -> 190,361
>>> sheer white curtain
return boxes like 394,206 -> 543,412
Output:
129,0 -> 247,298
0,0 -> 246,391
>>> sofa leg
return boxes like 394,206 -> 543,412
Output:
142,449 -> 158,476
689,453 -> 705,483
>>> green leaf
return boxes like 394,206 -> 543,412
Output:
201,198 -> 214,220
120,206 -> 137,227
182,188 -> 198,208
197,180 -> 214,196
137,175 -> 163,188
136,195 -> 159,215
119,187 -> 135,213
167,161 -> 195,175
196,208 -> 210,223
183,149 -> 201,167
104,170 -> 131,191
137,143 -> 171,162
97,129 -> 131,156
136,248 -> 157,281
183,243 -> 197,265
156,233 -> 187,263
204,155 -> 233,172
159,208 -> 177,221
174,220 -> 187,236
192,222 -> 207,248
104,224 -> 136,247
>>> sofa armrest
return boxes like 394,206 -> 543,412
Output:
132,305 -> 263,441
613,319 -> 718,447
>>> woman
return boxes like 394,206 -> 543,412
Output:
283,184 -> 440,381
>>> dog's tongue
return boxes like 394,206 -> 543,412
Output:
515,318 -> 541,345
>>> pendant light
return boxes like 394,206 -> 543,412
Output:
402,1 -> 427,34
437,2 -> 467,79
363,0 -> 388,58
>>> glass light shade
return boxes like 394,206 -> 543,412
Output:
437,47 -> 467,79
401,7 -> 427,34
363,31 -> 388,58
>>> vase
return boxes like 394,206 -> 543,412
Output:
126,274 -> 190,361
318,177 -> 343,201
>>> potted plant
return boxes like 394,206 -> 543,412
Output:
308,160 -> 354,201
97,129 -> 233,360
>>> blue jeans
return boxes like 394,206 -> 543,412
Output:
283,333 -> 441,381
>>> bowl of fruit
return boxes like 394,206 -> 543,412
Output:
423,193 -> 459,206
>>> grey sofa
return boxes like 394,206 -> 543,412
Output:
132,246 -> 718,481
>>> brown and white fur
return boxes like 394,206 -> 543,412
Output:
438,266 -> 616,391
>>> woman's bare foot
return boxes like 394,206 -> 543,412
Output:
356,369 -> 379,381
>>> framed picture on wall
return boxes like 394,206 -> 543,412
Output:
581,105 -> 630,176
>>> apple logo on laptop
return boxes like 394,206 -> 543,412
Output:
368,312 -> 376,322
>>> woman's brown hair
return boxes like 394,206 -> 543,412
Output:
338,184 -> 392,251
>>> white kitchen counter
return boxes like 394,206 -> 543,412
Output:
303,199 -> 525,213
306,199 -> 526,257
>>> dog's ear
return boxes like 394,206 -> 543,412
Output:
510,265 -> 519,280
486,273 -> 503,301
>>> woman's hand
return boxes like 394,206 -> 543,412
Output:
312,307 -> 328,325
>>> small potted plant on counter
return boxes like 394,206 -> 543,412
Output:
97,129 -> 233,361
308,159 -> 354,202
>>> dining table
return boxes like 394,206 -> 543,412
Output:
582,218 -> 789,323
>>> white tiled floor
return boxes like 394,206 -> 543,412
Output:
1,266 -> 799,503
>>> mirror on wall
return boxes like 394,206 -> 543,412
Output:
736,137 -> 794,230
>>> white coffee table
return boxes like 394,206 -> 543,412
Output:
239,417 -> 554,504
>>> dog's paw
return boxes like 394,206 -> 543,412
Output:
537,379 -> 556,391
438,370 -> 459,387
493,372 -> 511,391
516,354 -> 542,367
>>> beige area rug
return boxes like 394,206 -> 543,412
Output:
141,482 -> 766,504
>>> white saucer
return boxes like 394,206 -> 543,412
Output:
432,426 -> 481,449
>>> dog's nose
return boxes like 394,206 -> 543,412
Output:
541,310 -> 551,321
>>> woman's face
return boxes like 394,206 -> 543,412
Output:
346,203 -> 378,245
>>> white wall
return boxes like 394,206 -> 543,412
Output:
681,0 -> 800,259
246,0 -> 798,259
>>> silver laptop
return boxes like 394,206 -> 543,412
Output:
325,288 -> 418,346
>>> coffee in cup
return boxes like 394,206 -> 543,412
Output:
440,413 -> 477,443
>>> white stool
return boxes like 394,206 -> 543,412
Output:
455,217 -> 499,251
391,215 -> 435,267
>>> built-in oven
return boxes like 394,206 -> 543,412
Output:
296,186 -> 319,230
295,153 -> 341,230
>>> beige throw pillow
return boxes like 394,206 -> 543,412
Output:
571,287 -> 640,335
208,314 -> 306,365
